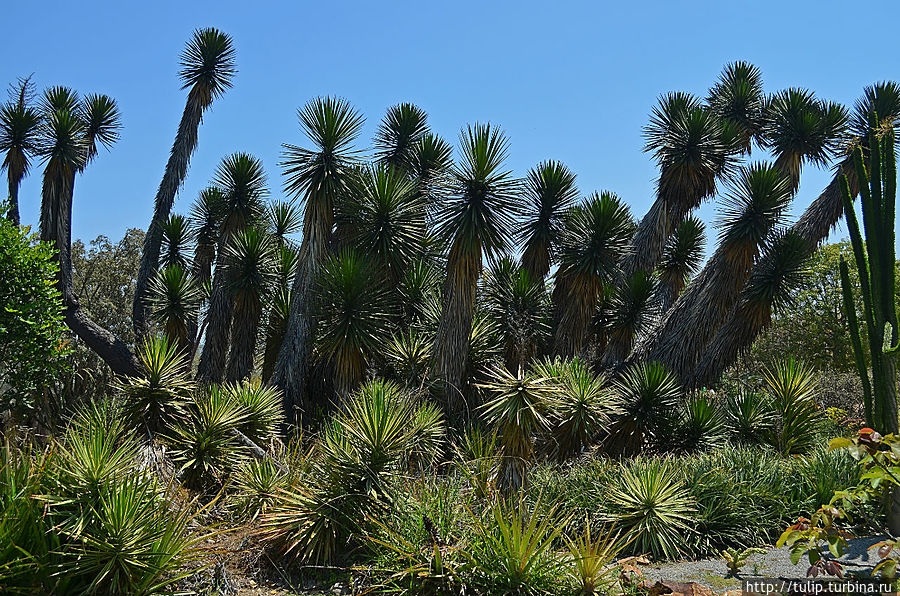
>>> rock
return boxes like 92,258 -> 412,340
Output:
645,580 -> 714,596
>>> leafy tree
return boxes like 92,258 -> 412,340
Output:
0,217 -> 69,419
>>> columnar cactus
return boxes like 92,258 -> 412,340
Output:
839,117 -> 898,433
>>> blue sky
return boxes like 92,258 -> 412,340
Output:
2,0 -> 898,249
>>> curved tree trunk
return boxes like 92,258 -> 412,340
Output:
133,99 -> 204,341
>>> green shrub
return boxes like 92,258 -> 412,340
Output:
0,217 -> 70,421
678,392 -> 728,452
609,362 -> 681,454
764,358 -> 823,455
724,390 -> 773,445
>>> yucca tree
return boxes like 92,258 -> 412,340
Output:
338,164 -> 426,281
374,103 -> 429,173
267,200 -> 302,246
272,96 -> 364,420
622,91 -> 738,277
226,227 -> 277,382
608,361 -> 682,455
197,153 -> 268,383
706,61 -> 766,155
762,88 -> 848,190
190,186 -> 226,286
641,162 -> 793,381
134,28 -> 236,339
261,285 -> 292,383
552,192 -> 633,357
656,216 -> 705,311
314,249 -> 393,395
692,230 -> 811,388
160,213 -> 192,268
36,87 -> 137,375
431,123 -> 519,412
409,132 -> 453,204
0,76 -> 41,225
147,264 -> 203,353
518,160 -> 579,281
484,257 -> 550,370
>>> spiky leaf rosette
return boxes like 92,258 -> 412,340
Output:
226,379 -> 284,444
267,200 -> 302,245
518,160 -> 579,280
761,88 -> 848,188
553,191 -> 633,356
484,257 -> 550,370
338,164 -> 426,279
117,335 -> 194,434
384,330 -> 433,386
478,365 -> 553,493
147,263 -> 202,350
608,459 -> 695,560
706,61 -> 766,154
432,123 -> 519,406
178,27 -> 236,104
410,131 -> 453,203
677,393 -> 728,452
0,76 -> 41,224
532,356 -> 617,460
603,269 -> 658,364
374,103 -> 429,173
314,249 -> 394,393
763,358 -> 822,455
214,152 -> 269,235
657,215 -> 705,311
160,213 -> 193,268
189,186 -> 226,284
608,361 -> 681,454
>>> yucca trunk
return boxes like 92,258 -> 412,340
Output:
553,274 -> 601,358
620,200 -> 668,277
521,237 -> 550,282
6,162 -> 24,225
640,247 -> 756,383
226,297 -> 262,382
133,98 -> 205,340
196,249 -> 233,383
432,243 -> 480,412
261,303 -> 289,383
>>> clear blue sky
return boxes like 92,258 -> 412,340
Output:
3,0 -> 898,249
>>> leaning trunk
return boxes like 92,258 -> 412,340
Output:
196,254 -> 233,384
226,298 -> 262,382
133,96 -> 205,341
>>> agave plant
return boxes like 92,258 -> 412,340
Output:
117,335 -> 194,434
134,27 -> 236,338
478,365 -> 553,494
608,459 -> 695,561
431,123 -> 519,411
608,362 -> 681,455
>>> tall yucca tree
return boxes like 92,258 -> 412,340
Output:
0,76 -> 41,225
518,160 -> 579,282
603,270 -> 658,365
656,216 -> 705,311
314,249 -> 394,394
762,88 -> 848,190
225,226 -> 276,382
160,213 -> 192,268
431,123 -> 519,412
410,132 -> 453,197
147,263 -> 203,353
484,257 -> 550,370
622,91 -> 739,277
641,162 -> 793,381
271,97 -> 364,420
552,192 -> 633,357
197,153 -> 267,383
134,27 -> 236,340
374,103 -> 429,173
338,164 -> 426,281
36,87 -> 136,374
692,230 -> 811,388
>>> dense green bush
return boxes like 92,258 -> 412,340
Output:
0,217 -> 70,421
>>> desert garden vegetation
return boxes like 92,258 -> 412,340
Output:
2,26 -> 900,594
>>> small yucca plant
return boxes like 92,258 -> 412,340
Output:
608,459 -> 695,561
231,458 -> 290,520
609,362 -> 681,454
678,393 -> 728,452
565,518 -> 627,596
764,358 -> 823,455
225,379 -> 283,444
168,385 -> 250,489
456,423 -> 499,499
724,390 -> 773,445
117,335 -> 194,435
